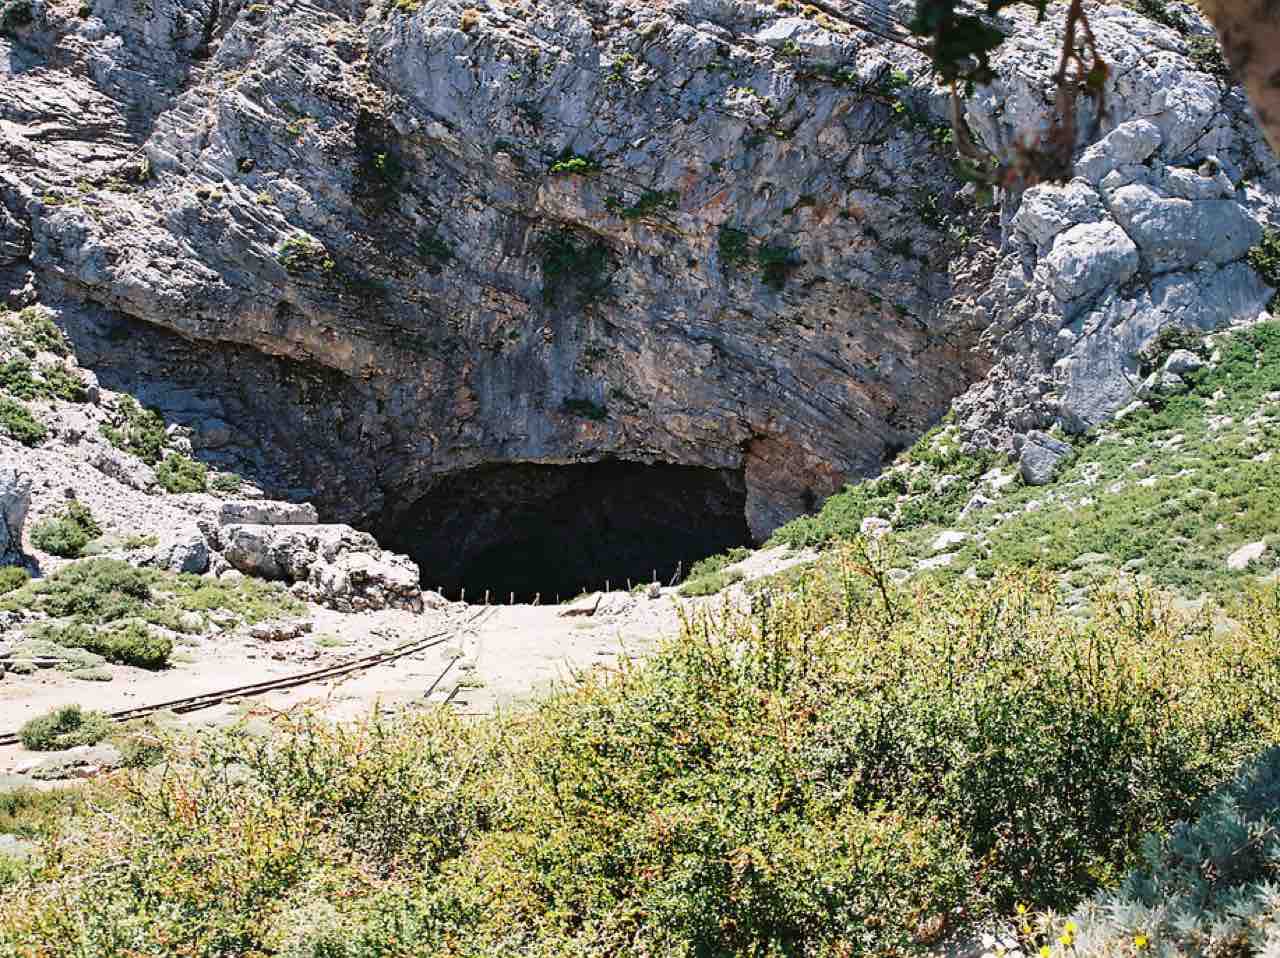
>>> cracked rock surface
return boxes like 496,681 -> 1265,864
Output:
0,0 -> 1275,536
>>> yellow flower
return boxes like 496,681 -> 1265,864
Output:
1040,947 -> 1052,958
1134,934 -> 1150,950
1065,922 -> 1078,934
1059,934 -> 1074,947
1017,903 -> 1029,915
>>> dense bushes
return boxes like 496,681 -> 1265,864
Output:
3,559 -> 1277,955
17,705 -> 112,752
29,501 -> 101,558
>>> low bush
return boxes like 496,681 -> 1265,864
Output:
23,558 -> 152,621
0,397 -> 46,447
208,472 -> 243,494
39,620 -> 171,670
2,563 -> 1277,954
155,454 -> 207,494
0,566 -> 28,594
100,396 -> 166,464
29,501 -> 102,558
17,705 -> 112,752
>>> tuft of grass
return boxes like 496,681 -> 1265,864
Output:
18,705 -> 112,752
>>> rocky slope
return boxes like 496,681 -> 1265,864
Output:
0,0 -> 1277,582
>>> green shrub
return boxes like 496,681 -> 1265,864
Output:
208,472 -> 243,494
3,567 -> 1277,953
32,558 -> 152,621
677,567 -> 744,595
0,0 -> 33,35
547,152 -> 600,176
0,566 -> 28,594
100,396 -> 166,464
1248,228 -> 1280,310
155,454 -> 207,494
29,501 -> 101,558
0,397 -> 46,447
0,785 -> 86,838
17,705 -> 112,752
39,620 -> 171,670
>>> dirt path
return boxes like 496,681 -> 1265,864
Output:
0,547 -> 813,776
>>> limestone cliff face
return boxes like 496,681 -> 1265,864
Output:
0,0 -> 1274,542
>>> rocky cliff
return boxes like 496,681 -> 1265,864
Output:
0,0 -> 1276,586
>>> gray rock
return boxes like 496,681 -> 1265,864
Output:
1075,119 -> 1163,185
90,445 -> 157,492
1043,222 -> 1139,302
249,619 -> 312,642
1019,431 -> 1073,486
646,581 -> 662,599
860,516 -> 892,539
1108,183 -> 1262,273
27,744 -> 123,781
930,530 -> 969,553
0,465 -> 31,565
217,500 -> 319,527
1139,370 -> 1188,398
1227,541 -> 1268,571
150,530 -> 210,574
1163,349 -> 1205,375
222,522 -> 422,611
1010,180 -> 1107,254
560,592 -> 602,617
0,204 -> 31,265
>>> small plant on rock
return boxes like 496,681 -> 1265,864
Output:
30,501 -> 102,559
100,395 -> 167,464
0,397 -> 46,447
1248,228 -> 1280,310
155,454 -> 208,494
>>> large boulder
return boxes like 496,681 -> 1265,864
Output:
0,466 -> 32,565
217,500 -> 319,527
221,522 -> 422,612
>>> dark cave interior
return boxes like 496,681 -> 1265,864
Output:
378,460 -> 753,601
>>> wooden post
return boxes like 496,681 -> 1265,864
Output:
461,587 -> 466,604
509,591 -> 514,605
484,589 -> 490,606
534,592 -> 540,606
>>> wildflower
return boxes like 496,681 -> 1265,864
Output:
1040,947 -> 1051,958
1134,934 -> 1149,950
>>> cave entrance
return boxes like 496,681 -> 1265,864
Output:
378,461 -> 752,602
